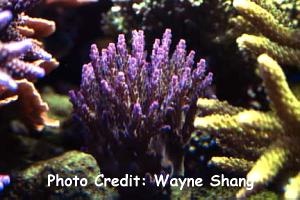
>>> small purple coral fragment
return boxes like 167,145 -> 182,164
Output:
0,175 -> 10,192
0,10 -> 12,30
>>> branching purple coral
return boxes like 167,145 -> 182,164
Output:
0,1 -> 58,130
70,29 -> 213,177
0,18 -> 46,90
0,1 -> 58,191
0,0 -> 41,12
0,5 -> 54,91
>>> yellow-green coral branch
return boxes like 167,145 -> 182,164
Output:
284,172 -> 300,199
237,34 -> 300,66
233,0 -> 300,48
258,54 -> 300,129
209,156 -> 254,174
196,98 -> 244,115
236,143 -> 290,198
194,110 -> 282,137
252,0 -> 292,27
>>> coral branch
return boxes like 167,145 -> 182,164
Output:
234,0 -> 300,68
258,54 -> 300,129
237,34 -> 300,66
233,0 -> 300,48
17,79 -> 59,131
284,172 -> 300,199
237,143 -> 289,198
209,156 -> 254,174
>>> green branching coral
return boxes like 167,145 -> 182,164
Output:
193,1 -> 300,198
233,0 -> 300,67
194,54 -> 300,199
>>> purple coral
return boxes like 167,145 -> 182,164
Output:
0,1 -> 54,91
70,29 -> 213,177
0,175 -> 10,192
0,10 -> 12,30
0,0 -> 41,12
0,2 -> 58,194
0,11 -> 45,90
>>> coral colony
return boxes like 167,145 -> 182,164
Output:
0,0 -> 59,191
234,0 -> 300,67
0,0 -> 58,130
70,29 -> 213,178
194,54 -> 300,199
0,0 -> 58,87
194,0 -> 300,199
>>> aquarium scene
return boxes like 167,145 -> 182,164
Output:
0,0 -> 299,199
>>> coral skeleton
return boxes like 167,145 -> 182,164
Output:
70,29 -> 213,177
194,54 -> 300,199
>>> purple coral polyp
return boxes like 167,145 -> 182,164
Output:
70,29 -> 213,176
0,10 -> 12,30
